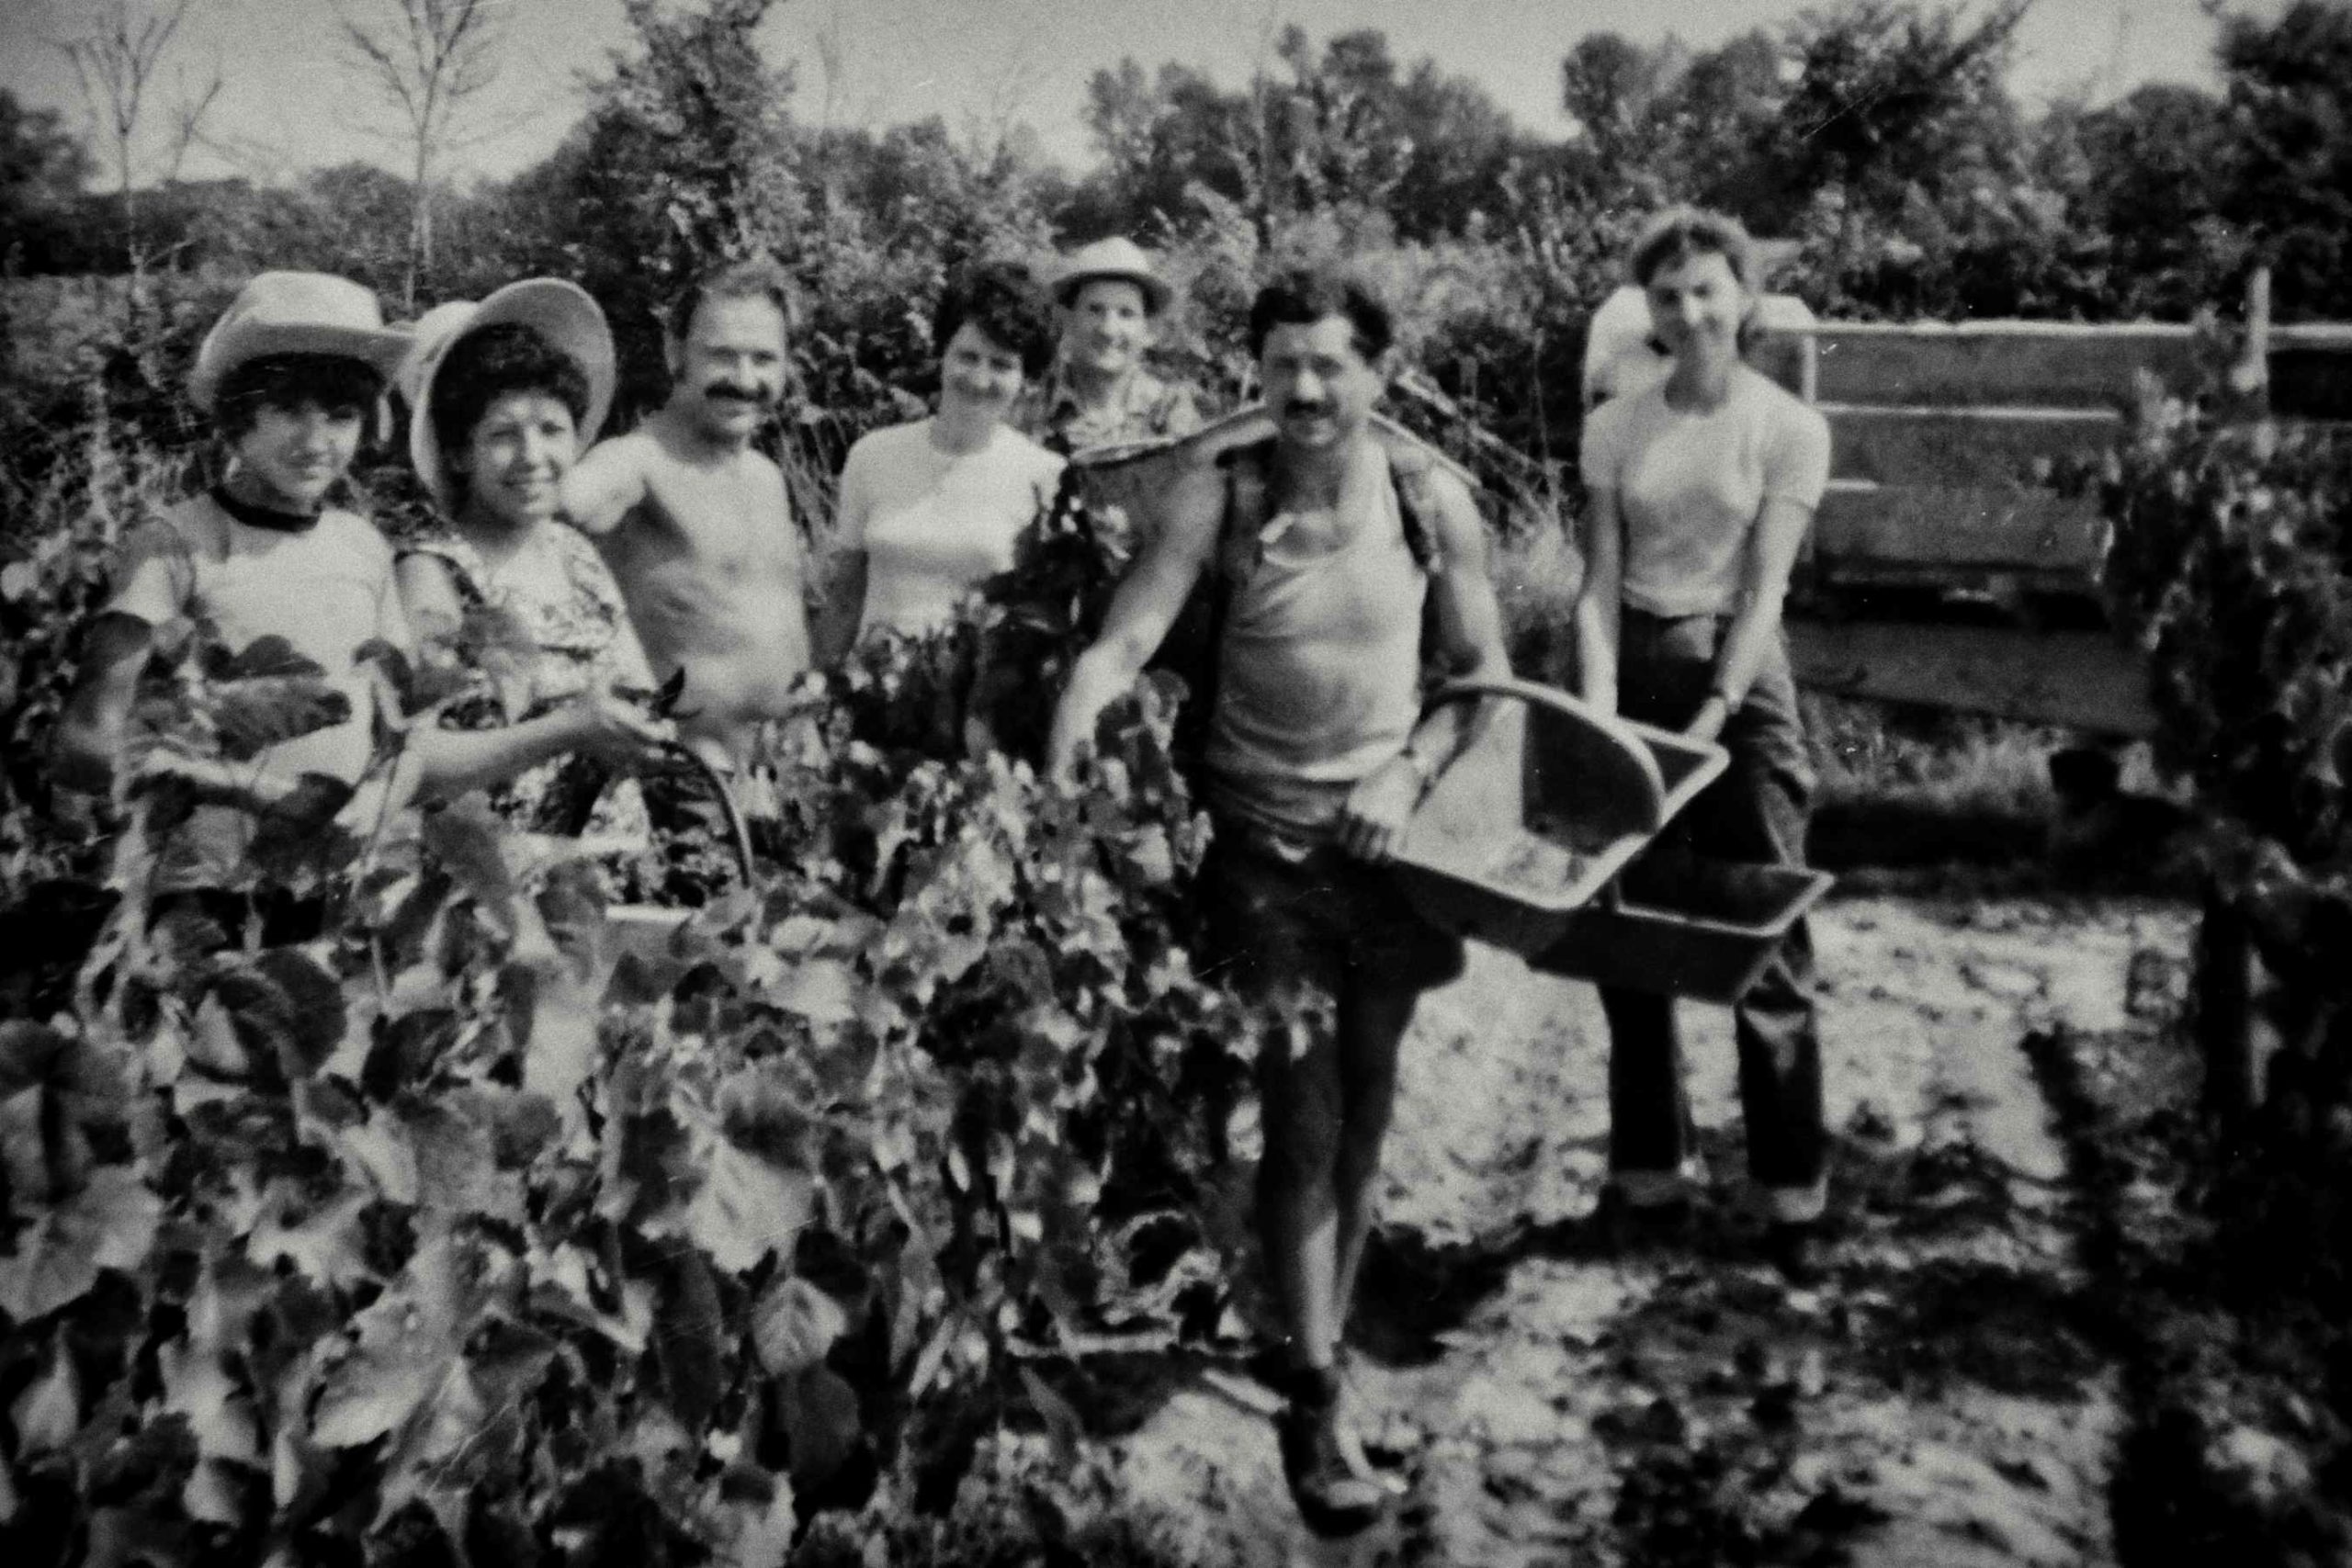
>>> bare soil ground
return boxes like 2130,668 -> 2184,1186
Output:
1098,893 -> 2203,1567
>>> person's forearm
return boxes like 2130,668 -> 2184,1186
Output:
1575,595 -> 1621,714
1408,634 -> 1510,775
1707,589 -> 1789,711
811,555 -> 866,668
413,711 -> 585,802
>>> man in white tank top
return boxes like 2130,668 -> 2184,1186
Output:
1049,269 -> 1510,1535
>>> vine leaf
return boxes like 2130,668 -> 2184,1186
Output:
210,950 -> 348,1079
0,1166 -> 162,1321
779,1366 -> 863,1495
245,1182 -> 375,1294
10,1337 -> 80,1455
311,1234 -> 470,1450
752,1277 -> 848,1376
683,1136 -> 816,1275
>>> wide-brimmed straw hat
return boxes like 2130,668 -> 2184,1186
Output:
398,278 -> 616,515
188,271 -> 413,413
1052,237 -> 1173,315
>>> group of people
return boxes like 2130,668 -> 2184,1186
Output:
51,208 -> 1833,1540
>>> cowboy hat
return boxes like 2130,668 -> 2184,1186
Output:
1052,237 -> 1174,315
399,278 -> 617,515
187,271 -> 413,414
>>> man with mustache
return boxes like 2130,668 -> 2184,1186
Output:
1047,267 -> 1510,1536
561,257 -> 811,775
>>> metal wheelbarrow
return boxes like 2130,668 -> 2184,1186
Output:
1390,676 -> 1833,1003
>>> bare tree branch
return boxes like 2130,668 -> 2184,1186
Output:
52,0 -> 215,278
163,62 -> 225,185
334,0 -> 515,307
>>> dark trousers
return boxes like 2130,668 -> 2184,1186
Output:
1601,609 -> 1826,1201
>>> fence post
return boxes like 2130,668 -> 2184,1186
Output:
2228,265 -> 2272,408
2195,266 -> 2277,1127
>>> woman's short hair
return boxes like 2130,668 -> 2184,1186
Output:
429,322 -> 593,468
667,255 -> 798,344
1246,267 -> 1394,364
932,261 -> 1056,379
1628,207 -> 1758,290
214,354 -> 385,439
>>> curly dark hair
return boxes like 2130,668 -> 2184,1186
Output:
427,322 -> 593,474
932,261 -> 1056,379
1246,267 -> 1394,364
214,354 -> 385,439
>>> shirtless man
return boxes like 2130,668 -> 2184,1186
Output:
1048,268 -> 1510,1537
561,258 -> 810,771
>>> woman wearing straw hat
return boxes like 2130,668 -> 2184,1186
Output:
395,279 -> 673,843
1027,236 -> 1203,457
56,270 -> 420,918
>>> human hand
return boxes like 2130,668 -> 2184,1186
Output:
563,686 -> 678,769
330,754 -> 424,839
1337,752 -> 1429,863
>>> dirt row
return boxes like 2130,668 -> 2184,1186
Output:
1103,893 -> 2198,1567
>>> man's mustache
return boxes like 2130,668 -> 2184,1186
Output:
1282,401 -> 1329,417
702,381 -> 775,404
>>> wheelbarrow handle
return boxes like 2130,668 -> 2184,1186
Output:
1425,674 -> 1617,718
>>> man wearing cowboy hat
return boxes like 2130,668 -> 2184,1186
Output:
561,256 -> 811,778
1024,236 -> 1204,457
57,270 -> 420,904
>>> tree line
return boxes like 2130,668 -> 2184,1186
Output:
4,0 -> 2349,487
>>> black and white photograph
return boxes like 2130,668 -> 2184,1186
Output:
1,0 -> 2347,1562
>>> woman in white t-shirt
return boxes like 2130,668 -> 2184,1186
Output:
826,262 -> 1066,650
1574,207 -> 1834,1280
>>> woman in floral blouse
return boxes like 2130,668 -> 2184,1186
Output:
395,280 -> 671,845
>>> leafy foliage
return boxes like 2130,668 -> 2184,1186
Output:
2095,400 -> 2352,865
0,485 -> 1250,1563
2086,378 -> 2352,1321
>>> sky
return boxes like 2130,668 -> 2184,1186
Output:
0,0 -> 2298,192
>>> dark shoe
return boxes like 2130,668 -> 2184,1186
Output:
1274,1364 -> 1390,1537
1760,1221 -> 1827,1286
1589,1186 -> 1696,1258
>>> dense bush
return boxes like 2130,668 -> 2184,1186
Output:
2088,378 -> 2352,1314
2098,404 -> 2352,866
0,477 -> 1254,1563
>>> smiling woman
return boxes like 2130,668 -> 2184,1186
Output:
822,261 -> 1066,652
393,280 -> 673,844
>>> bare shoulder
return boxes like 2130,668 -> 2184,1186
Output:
562,429 -> 658,536
1158,453 -> 1227,547
1415,464 -> 1488,565
582,427 -> 661,478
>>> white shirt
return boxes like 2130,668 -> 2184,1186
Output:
836,420 -> 1064,638
1580,366 -> 1831,618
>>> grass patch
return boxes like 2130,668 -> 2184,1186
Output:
1807,694 -> 2062,871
